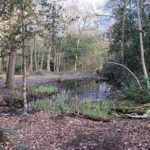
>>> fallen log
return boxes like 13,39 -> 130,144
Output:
113,103 -> 150,115
69,112 -> 110,122
125,114 -> 150,119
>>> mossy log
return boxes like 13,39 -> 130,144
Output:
113,102 -> 150,114
69,112 -> 110,122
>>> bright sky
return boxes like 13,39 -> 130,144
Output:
65,0 -> 107,14
65,0 -> 107,13
78,0 -> 106,5
65,0 -> 112,32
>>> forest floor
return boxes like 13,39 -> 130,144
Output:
0,111 -> 150,150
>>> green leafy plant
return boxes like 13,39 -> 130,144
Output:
32,100 -> 49,111
53,102 -> 70,116
31,95 -> 111,118
30,85 -> 58,96
80,100 -> 111,118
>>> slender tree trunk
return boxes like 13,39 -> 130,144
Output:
22,0 -> 27,114
40,50 -> 44,70
121,0 -> 126,64
58,53 -> 62,72
55,53 -> 61,72
33,34 -> 37,71
97,61 -> 142,90
137,0 -> 150,89
0,0 -> 3,14
1,57 -> 4,73
29,42 -> 33,73
75,54 -> 78,72
47,45 -> 51,72
5,51 -> 16,89
37,50 -> 40,70
2,56 -> 7,73
75,39 -> 80,71
0,58 -> 2,73
22,45 -> 27,114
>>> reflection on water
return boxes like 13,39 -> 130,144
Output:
53,80 -> 114,101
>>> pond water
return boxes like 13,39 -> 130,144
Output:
0,79 -> 119,116
41,79 -> 118,101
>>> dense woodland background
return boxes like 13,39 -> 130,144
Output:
0,1 -> 150,149
0,0 -> 150,105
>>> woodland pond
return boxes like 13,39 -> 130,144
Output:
28,79 -> 119,104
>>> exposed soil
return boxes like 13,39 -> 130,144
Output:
0,112 -> 150,150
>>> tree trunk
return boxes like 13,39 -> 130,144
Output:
58,53 -> 62,72
33,35 -> 37,71
29,42 -> 33,73
0,58 -> 2,73
1,57 -> 5,73
137,0 -> 150,89
5,9 -> 16,89
22,0 -> 27,115
47,45 -> 51,72
97,61 -> 142,90
121,0 -> 126,64
40,50 -> 44,70
22,46 -> 27,114
55,53 -> 62,72
5,51 -> 16,89
75,54 -> 78,72
0,0 -> 3,14
75,39 -> 80,72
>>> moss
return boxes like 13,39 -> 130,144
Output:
114,102 -> 150,114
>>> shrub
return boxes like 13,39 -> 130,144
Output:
122,84 -> 139,100
122,81 -> 150,103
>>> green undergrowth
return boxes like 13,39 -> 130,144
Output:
5,98 -> 23,108
29,85 -> 58,96
31,95 -> 112,118
121,82 -> 150,103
